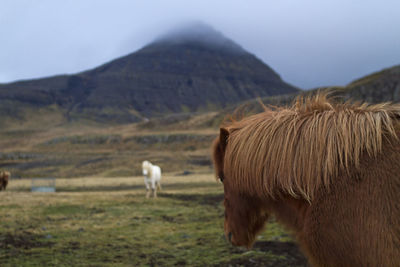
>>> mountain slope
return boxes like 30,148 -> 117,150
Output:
337,65 -> 400,103
207,64 -> 400,120
0,24 -> 299,125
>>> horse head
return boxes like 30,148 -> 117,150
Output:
142,160 -> 151,176
213,128 -> 269,248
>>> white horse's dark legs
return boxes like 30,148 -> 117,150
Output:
151,180 -> 157,198
146,189 -> 151,198
157,181 -> 162,191
144,175 -> 152,198
153,188 -> 157,198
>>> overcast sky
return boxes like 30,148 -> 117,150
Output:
1,0 -> 400,89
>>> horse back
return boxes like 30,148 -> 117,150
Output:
152,165 -> 162,180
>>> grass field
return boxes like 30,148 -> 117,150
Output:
0,173 -> 307,266
0,119 -> 218,178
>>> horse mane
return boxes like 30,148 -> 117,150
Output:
222,94 -> 400,201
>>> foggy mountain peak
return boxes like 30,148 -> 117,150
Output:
151,22 -> 246,54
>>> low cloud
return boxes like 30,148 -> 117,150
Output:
1,0 -> 400,88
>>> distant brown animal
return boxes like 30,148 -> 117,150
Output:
213,94 -> 400,266
0,171 -> 10,190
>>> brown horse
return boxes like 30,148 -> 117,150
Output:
0,171 -> 10,191
213,94 -> 400,267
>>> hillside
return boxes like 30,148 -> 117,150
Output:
1,64 -> 400,178
0,23 -> 298,126
336,65 -> 400,103
223,64 -> 400,113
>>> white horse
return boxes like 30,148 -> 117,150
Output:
142,160 -> 162,198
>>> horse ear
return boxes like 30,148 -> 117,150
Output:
219,128 -> 229,151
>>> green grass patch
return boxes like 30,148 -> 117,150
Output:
0,177 -> 307,266
42,204 -> 87,216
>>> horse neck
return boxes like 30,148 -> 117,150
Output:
269,197 -> 310,232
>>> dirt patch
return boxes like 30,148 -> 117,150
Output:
0,231 -> 54,250
161,214 -> 177,222
220,241 -> 309,267
255,241 -> 308,266
57,184 -> 144,192
67,241 -> 81,250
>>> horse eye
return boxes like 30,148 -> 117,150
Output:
218,171 -> 225,183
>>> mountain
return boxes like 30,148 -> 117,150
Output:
336,65 -> 400,103
0,23 -> 299,125
213,64 -> 400,118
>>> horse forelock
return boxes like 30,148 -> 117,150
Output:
222,93 -> 400,201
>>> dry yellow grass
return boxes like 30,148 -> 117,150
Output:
0,111 -> 218,178
6,173 -> 218,194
